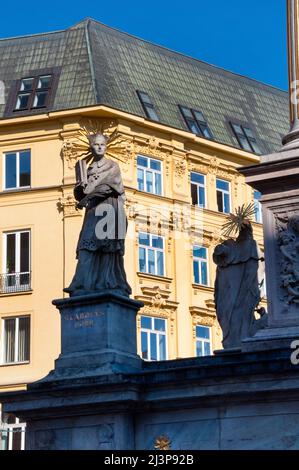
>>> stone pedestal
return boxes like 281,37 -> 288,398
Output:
241,147 -> 299,350
47,293 -> 143,379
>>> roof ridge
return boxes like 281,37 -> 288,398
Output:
84,19 -> 99,103
68,17 -> 93,30
0,17 -> 287,94
87,18 -> 288,95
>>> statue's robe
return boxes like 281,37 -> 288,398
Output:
65,157 -> 131,297
213,234 -> 264,349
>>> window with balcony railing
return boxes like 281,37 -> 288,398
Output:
1,231 -> 31,294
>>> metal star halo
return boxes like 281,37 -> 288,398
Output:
221,203 -> 256,238
69,120 -> 131,165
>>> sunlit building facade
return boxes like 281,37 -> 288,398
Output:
0,19 -> 288,448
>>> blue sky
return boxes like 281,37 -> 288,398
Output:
0,0 -> 288,90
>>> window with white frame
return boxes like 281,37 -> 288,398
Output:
191,172 -> 206,208
140,315 -> 167,361
2,230 -> 31,293
4,150 -> 31,190
2,316 -> 30,364
14,75 -> 52,111
254,190 -> 262,223
137,155 -> 162,195
193,246 -> 209,286
0,412 -> 26,450
216,178 -> 230,214
196,325 -> 212,357
139,233 -> 164,276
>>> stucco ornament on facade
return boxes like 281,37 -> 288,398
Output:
133,136 -> 170,161
192,315 -> 214,333
137,286 -> 177,335
58,194 -> 81,217
208,155 -> 238,184
190,304 -> 216,337
174,157 -> 187,178
188,157 -> 209,177
276,213 -> 299,306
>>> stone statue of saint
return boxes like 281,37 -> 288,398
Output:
213,217 -> 266,349
64,133 -> 131,297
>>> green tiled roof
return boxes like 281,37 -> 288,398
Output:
0,18 -> 289,153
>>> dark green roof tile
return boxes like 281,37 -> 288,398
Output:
0,18 -> 289,153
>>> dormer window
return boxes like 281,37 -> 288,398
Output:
14,75 -> 52,111
137,91 -> 159,121
4,67 -> 60,117
230,122 -> 261,154
179,106 -> 213,139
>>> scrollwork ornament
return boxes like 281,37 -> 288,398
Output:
276,213 -> 299,306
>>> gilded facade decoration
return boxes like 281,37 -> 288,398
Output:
154,435 -> 171,451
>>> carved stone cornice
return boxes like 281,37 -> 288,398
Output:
208,156 -> 238,179
190,301 -> 216,317
137,272 -> 172,288
192,284 -> 214,296
187,158 -> 210,176
133,136 -> 171,160
140,285 -> 171,300
188,154 -> 238,180
190,305 -> 216,331
205,298 -> 216,310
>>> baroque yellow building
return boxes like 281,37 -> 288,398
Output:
0,19 -> 289,449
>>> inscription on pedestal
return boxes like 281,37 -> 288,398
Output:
64,311 -> 104,328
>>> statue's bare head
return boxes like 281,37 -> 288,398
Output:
88,133 -> 108,159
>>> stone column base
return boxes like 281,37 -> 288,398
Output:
242,325 -> 299,352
